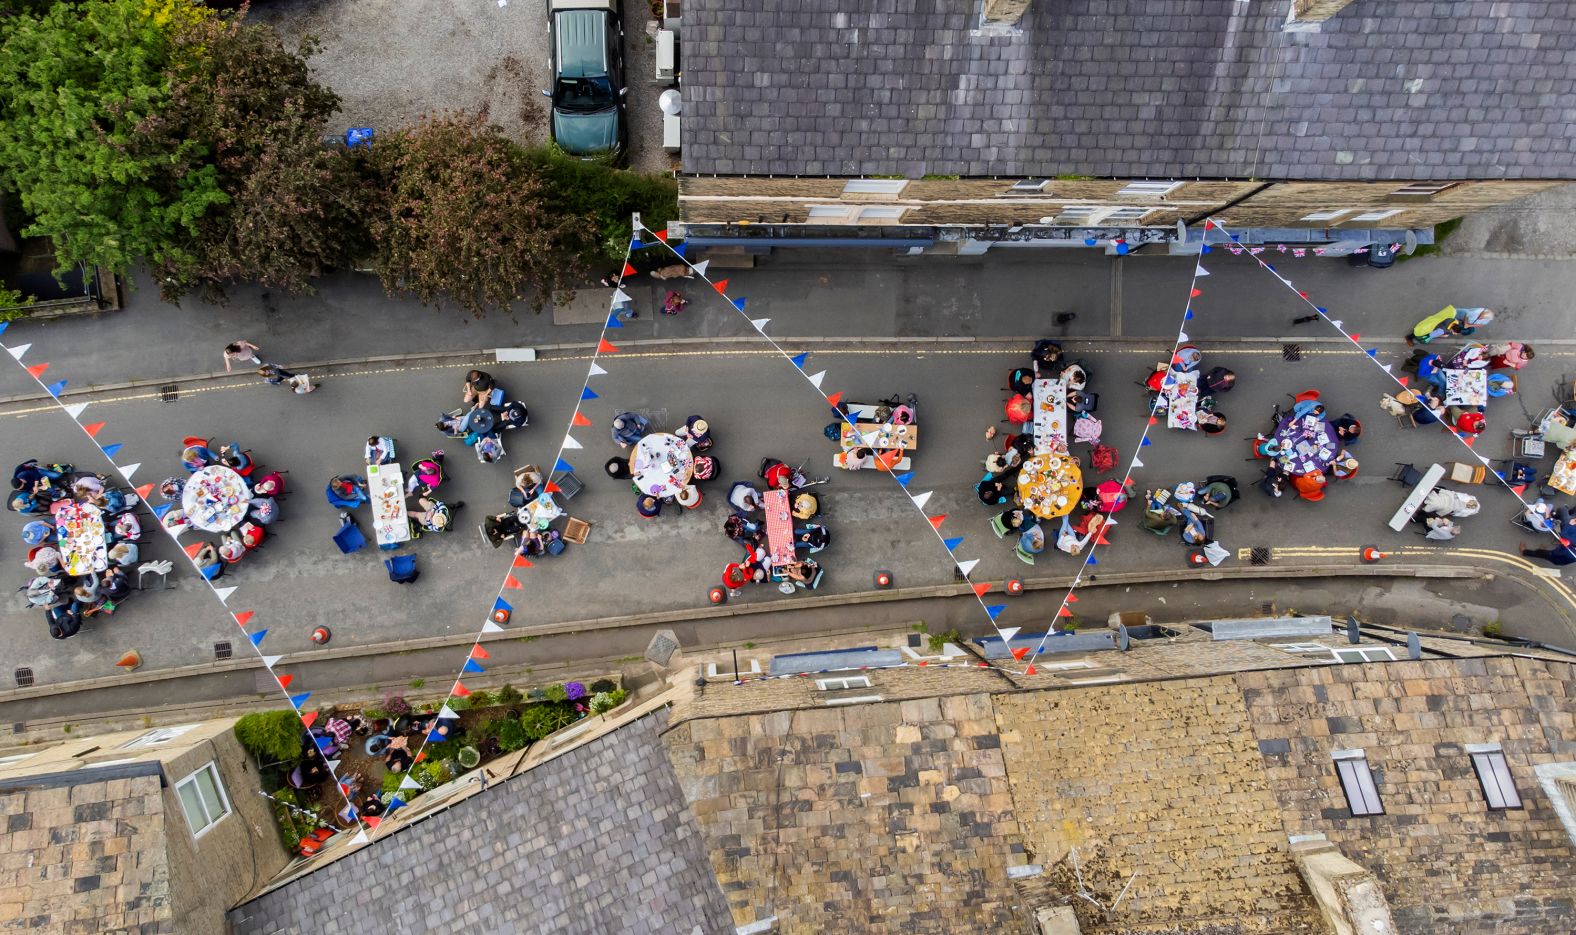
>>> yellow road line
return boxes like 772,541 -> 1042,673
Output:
1252,543 -> 1576,612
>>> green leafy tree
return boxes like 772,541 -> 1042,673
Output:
0,0 -> 225,274
526,146 -> 678,262
233,710 -> 303,764
366,114 -> 595,316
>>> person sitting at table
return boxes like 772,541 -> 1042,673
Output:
792,493 -> 819,520
474,434 -> 504,464
693,456 -> 719,484
1291,398 -> 1325,420
72,473 -> 104,500
1453,409 -> 1486,435
1031,340 -> 1063,373
603,457 -> 631,481
1424,515 -> 1461,540
781,559 -> 823,589
1486,341 -> 1535,371
462,370 -> 497,409
728,482 -> 762,513
190,540 -> 221,568
218,531 -> 247,564
405,453 -> 445,497
435,411 -> 467,435
152,476 -> 183,504
1203,367 -> 1236,394
410,497 -> 459,535
984,451 -> 1020,477
382,735 -> 413,773
217,444 -> 251,473
1062,362 -> 1090,391
976,474 -> 1013,506
360,794 -> 387,819
1179,510 -> 1212,546
1007,367 -> 1034,395
161,508 -> 190,533
328,475 -> 366,508
1085,479 -> 1134,514
1196,411 -> 1228,436
636,494 -> 662,518
1331,454 -> 1360,481
1487,373 -> 1516,398
10,460 -> 67,492
364,436 -> 396,466
101,565 -> 132,602
610,412 -> 650,448
676,415 -> 714,451
1001,432 -> 1035,460
496,399 -> 529,431
1019,524 -> 1047,555
793,524 -> 830,552
483,510 -> 525,548
181,445 -> 214,473
107,541 -> 139,568
996,508 -> 1029,534
1067,390 -> 1099,414
1198,476 -> 1238,510
723,513 -> 761,545
1172,345 -> 1203,372
1291,470 -> 1328,502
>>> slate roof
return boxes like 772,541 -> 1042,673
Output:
681,0 -> 1576,180
226,711 -> 733,935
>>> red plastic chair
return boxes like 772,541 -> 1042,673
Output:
181,435 -> 209,450
1292,390 -> 1321,404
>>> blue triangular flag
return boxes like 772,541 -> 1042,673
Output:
462,658 -> 485,674
249,628 -> 269,647
152,502 -> 173,520
732,297 -> 747,312
554,458 -> 574,474
387,795 -> 407,811
1316,307 -> 1328,315
581,387 -> 598,401
426,731 -> 446,743
1265,263 -> 1277,272
984,604 -> 1006,620
789,352 -> 808,369
894,471 -> 914,487
1200,244 -> 1212,254
1494,470 -> 1505,480
101,443 -> 123,458
1141,436 -> 1152,447
45,380 -> 66,397
494,597 -> 511,613
289,691 -> 311,709
674,242 -> 688,258
630,238 -> 642,250
942,536 -> 964,551
1366,348 -> 1379,357
1087,555 -> 1099,565
0,322 -> 8,335
1083,238 -> 1097,246
842,412 -> 859,426
1230,233 -> 1241,242
315,735 -> 334,749
605,312 -> 623,329
1184,309 -> 1194,320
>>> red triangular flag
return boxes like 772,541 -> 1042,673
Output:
1095,532 -> 1111,546
1397,376 -> 1409,387
299,711 -> 318,729
826,391 -> 843,408
654,230 -> 669,242
571,411 -> 592,427
453,682 -> 471,697
1011,647 -> 1029,660
184,542 -> 204,558
1349,332 -> 1361,342
1297,291 -> 1309,299
1462,435 -> 1475,447
621,262 -> 636,277
470,645 -> 491,660
25,363 -> 48,379
917,659 -> 929,666
1562,538 -> 1572,547
414,751 -> 427,764
972,582 -> 991,597
512,554 -> 533,568
504,575 -> 523,589
1057,606 -> 1074,617
1190,288 -> 1202,298
363,816 -> 382,830
82,421 -> 106,438
1065,594 -> 1078,603
875,449 -> 901,470
928,514 -> 947,529
1203,220 -> 1214,230
233,610 -> 255,627
1510,484 -> 1527,496
1147,416 -> 1158,426
277,673 -> 294,689
712,279 -> 729,294
597,338 -> 619,354
1024,664 -> 1037,676
545,481 -> 562,494
135,483 -> 154,499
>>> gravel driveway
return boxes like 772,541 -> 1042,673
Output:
251,0 -> 673,173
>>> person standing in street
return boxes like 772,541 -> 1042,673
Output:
257,363 -> 315,394
223,340 -> 262,372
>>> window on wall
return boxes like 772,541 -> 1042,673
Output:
1331,646 -> 1396,664
1333,750 -> 1384,816
1056,205 -> 1153,225
841,179 -> 908,195
1391,182 -> 1459,197
1469,744 -> 1523,810
1010,179 -> 1050,191
806,205 -> 908,224
175,762 -> 232,839
815,676 -> 872,691
1300,209 -> 1352,222
1271,643 -> 1331,654
1348,209 -> 1402,223
1117,181 -> 1181,197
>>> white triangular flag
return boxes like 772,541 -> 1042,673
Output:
911,491 -> 932,509
6,343 -> 30,360
613,288 -> 631,305
1131,456 -> 1144,468
562,434 -> 582,450
118,462 -> 140,482
399,775 -> 421,791
214,585 -> 237,604
351,829 -> 369,846
326,758 -> 341,771
1177,330 -> 1189,343
481,620 -> 505,634
806,370 -> 826,389
1103,517 -> 1119,527
956,558 -> 979,576
588,362 -> 607,377
1194,264 -> 1209,277
998,626 -> 1021,643
260,654 -> 281,668
750,318 -> 770,331
692,260 -> 709,277
1381,364 -> 1393,373
64,402 -> 88,420
1330,320 -> 1343,329
438,704 -> 459,720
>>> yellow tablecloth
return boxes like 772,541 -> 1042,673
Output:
1017,453 -> 1082,519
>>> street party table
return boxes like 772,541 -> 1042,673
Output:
1164,369 -> 1200,431
1017,452 -> 1083,519
631,432 -> 694,498
762,489 -> 796,567
55,501 -> 107,575
1549,449 -> 1576,497
1443,368 -> 1488,407
1031,378 -> 1067,454
183,465 -> 251,532
367,462 -> 411,546
840,422 -> 918,451
1273,413 -> 1340,477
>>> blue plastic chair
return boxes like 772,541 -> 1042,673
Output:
199,562 -> 224,580
385,554 -> 419,584
333,518 -> 367,554
326,476 -> 367,509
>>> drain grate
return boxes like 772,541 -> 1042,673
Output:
1262,601 -> 1277,615
13,668 -> 32,688
159,384 -> 180,403
214,642 -> 232,661
12,723 -> 22,735
1250,547 -> 1271,566
1282,343 -> 1302,362
953,566 -> 967,582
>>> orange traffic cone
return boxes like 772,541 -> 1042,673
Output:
115,650 -> 142,671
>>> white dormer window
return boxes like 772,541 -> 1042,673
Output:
1117,181 -> 1181,197
842,179 -> 908,195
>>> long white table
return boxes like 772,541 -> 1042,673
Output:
1387,463 -> 1446,532
367,463 -> 411,546
1032,378 -> 1068,454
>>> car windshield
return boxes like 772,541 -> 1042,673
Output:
555,76 -> 615,112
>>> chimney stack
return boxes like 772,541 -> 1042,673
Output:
1286,0 -> 1358,31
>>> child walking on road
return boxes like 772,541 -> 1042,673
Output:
257,364 -> 315,394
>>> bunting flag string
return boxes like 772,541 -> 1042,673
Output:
0,322 -> 374,841
1206,217 -> 1576,560
1017,223 -> 1229,674
390,230 -> 642,838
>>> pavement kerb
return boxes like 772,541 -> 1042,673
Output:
0,561 -> 1488,704
9,332 -> 1576,408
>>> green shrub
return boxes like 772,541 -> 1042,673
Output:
457,746 -> 481,769
494,718 -> 529,752
588,678 -> 616,694
465,689 -> 495,709
380,772 -> 406,797
495,684 -> 523,706
525,146 -> 678,263
927,629 -> 962,654
543,684 -> 568,703
519,704 -> 574,741
234,711 -> 303,764
410,758 -> 452,790
589,689 -> 627,715
1481,621 -> 1505,639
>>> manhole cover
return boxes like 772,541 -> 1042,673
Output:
1282,343 -> 1302,362
1250,547 -> 1271,566
159,384 -> 180,403
13,668 -> 32,688
214,642 -> 232,661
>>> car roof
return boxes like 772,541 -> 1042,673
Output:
554,8 -> 609,79
549,0 -> 614,8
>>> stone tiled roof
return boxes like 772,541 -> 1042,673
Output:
0,767 -> 174,935
226,711 -> 733,935
681,0 -> 1576,180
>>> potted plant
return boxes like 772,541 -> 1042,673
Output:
457,746 -> 481,770
589,688 -> 628,715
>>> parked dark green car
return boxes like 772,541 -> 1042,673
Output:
546,0 -> 626,161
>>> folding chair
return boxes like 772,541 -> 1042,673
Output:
385,554 -> 419,584
1389,463 -> 1424,486
333,517 -> 367,554
551,470 -> 585,501
562,517 -> 591,544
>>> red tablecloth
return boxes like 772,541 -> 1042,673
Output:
762,489 -> 795,567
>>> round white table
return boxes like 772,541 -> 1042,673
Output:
630,433 -> 694,498
183,465 -> 250,532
